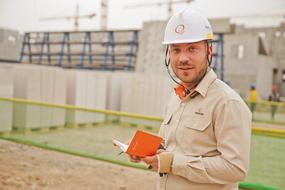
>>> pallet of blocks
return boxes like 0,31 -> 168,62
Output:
13,65 -> 43,131
66,70 -> 108,128
0,63 -> 14,135
119,72 -> 173,129
13,65 -> 67,132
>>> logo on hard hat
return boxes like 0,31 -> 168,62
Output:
175,24 -> 185,34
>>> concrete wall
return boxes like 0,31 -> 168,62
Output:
272,34 -> 285,96
238,23 -> 285,97
224,33 -> 259,76
223,32 -> 279,99
0,28 -> 21,62
223,33 -> 258,98
256,56 -> 275,99
136,21 -> 167,75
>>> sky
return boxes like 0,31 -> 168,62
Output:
0,0 -> 285,33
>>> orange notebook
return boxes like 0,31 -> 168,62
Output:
113,130 -> 162,157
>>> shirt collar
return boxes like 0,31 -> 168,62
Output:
174,68 -> 217,100
194,68 -> 217,98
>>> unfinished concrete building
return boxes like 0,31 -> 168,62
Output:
237,23 -> 285,99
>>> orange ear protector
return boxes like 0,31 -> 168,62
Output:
175,84 -> 190,100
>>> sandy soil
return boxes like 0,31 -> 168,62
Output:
0,122 -> 283,190
0,139 -> 157,190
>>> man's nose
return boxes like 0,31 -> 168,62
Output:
178,53 -> 189,64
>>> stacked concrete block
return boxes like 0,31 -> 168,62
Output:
0,64 -> 14,132
85,71 -> 108,124
66,70 -> 88,125
39,66 -> 67,128
119,72 -> 135,113
92,72 -> 108,123
66,70 -> 108,126
51,68 -> 67,127
13,65 -> 42,129
106,72 -> 130,124
118,73 -> 132,113
13,64 -> 67,130
40,66 -> 54,128
120,73 -> 173,127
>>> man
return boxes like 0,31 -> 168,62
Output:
131,8 -> 252,190
248,83 -> 258,113
268,84 -> 280,120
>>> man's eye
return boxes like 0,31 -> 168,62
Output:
172,49 -> 180,53
189,47 -> 196,52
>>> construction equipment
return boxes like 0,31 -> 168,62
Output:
124,0 -> 194,18
39,4 -> 96,31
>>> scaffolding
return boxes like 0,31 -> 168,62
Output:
212,33 -> 225,81
19,30 -> 139,71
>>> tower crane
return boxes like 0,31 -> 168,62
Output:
101,0 -> 108,30
39,4 -> 96,31
124,0 -> 194,18
230,13 -> 285,19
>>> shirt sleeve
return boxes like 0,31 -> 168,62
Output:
169,99 -> 252,184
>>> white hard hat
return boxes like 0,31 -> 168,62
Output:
162,8 -> 213,44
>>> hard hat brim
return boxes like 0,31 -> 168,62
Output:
162,37 -> 212,45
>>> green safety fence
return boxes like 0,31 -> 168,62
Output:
245,100 -> 285,126
239,182 -> 278,190
0,97 -> 284,190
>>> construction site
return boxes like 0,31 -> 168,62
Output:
0,0 -> 285,190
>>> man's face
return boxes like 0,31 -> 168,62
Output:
169,41 -> 211,88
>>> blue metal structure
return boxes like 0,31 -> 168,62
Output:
19,30 -> 139,71
211,33 -> 224,81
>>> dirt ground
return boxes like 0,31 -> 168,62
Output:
0,139 -> 158,190
0,122 -> 284,190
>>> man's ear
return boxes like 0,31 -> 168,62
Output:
207,44 -> 212,56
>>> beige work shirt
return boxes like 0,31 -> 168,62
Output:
158,69 -> 252,190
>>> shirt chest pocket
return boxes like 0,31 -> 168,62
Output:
177,114 -> 214,154
184,115 -> 212,131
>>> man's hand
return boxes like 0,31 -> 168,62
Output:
142,155 -> 159,171
129,155 -> 142,163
